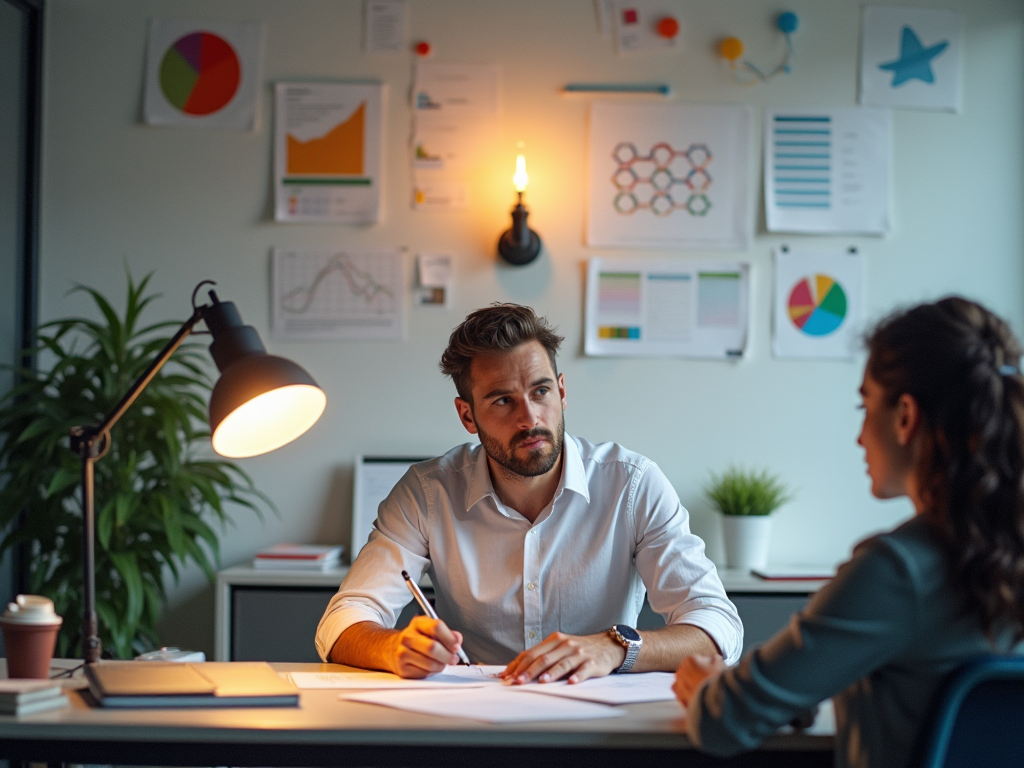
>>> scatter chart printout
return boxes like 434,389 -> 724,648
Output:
764,107 -> 891,235
271,248 -> 405,341
584,259 -> 749,358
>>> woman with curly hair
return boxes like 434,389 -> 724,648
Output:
675,297 -> 1024,768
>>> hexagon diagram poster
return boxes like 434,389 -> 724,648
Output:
587,103 -> 752,250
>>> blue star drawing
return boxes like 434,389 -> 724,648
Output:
878,26 -> 949,87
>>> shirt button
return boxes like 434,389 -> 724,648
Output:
527,582 -> 535,591
529,631 -> 536,639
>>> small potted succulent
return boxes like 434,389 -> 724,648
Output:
705,466 -> 793,570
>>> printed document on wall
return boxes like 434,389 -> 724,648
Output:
143,19 -> 265,130
773,248 -> 864,359
412,63 -> 499,210
271,248 -> 405,341
587,103 -> 752,250
585,258 -> 748,358
765,107 -> 891,235
274,83 -> 384,223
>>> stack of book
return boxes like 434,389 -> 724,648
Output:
253,544 -> 344,571
0,679 -> 69,716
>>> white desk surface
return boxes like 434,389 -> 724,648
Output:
0,660 -> 833,762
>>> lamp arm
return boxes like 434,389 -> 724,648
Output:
69,305 -> 206,663
95,306 -> 206,437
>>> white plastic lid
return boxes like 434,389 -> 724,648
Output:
1,595 -> 62,626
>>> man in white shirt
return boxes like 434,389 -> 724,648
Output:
316,304 -> 741,682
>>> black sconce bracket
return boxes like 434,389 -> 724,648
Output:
498,196 -> 542,266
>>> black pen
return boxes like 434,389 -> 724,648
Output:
401,570 -> 471,665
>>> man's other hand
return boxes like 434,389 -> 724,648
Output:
391,615 -> 465,678
500,631 -> 627,685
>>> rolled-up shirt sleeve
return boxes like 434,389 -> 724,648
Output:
315,467 -> 431,662
632,462 -> 744,665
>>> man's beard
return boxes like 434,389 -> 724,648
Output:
477,413 -> 565,479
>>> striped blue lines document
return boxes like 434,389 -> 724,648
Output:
764,108 -> 891,234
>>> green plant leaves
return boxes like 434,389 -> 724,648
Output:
0,270 -> 273,658
705,466 -> 795,517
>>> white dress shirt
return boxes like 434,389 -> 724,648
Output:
316,434 -> 742,665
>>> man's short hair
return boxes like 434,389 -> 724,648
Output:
439,303 -> 564,402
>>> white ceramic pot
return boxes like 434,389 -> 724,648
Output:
721,515 -> 773,570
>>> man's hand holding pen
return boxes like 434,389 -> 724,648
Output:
390,615 -> 466,678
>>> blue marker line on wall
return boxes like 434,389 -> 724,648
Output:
563,83 -> 671,96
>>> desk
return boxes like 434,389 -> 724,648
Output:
216,566 -> 828,662
0,661 -> 833,767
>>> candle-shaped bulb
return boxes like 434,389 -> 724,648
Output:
513,154 -> 529,193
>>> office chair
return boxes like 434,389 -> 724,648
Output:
915,654 -> 1024,768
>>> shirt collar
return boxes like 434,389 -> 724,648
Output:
465,432 -> 590,514
561,434 -> 591,503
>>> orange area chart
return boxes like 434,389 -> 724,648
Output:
287,103 -> 365,175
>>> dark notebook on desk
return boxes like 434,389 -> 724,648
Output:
85,661 -> 299,708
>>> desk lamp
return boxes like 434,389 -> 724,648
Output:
69,281 -> 326,663
497,152 -> 542,266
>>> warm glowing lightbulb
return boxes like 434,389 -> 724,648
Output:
513,154 -> 529,193
212,384 -> 327,458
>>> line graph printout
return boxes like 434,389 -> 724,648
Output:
587,103 -> 752,250
274,83 -> 384,223
764,107 -> 891,235
584,258 -> 749,358
272,249 -> 405,341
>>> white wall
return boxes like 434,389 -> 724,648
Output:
39,0 -> 1024,655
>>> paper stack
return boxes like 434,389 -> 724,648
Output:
253,544 -> 344,571
0,679 -> 69,716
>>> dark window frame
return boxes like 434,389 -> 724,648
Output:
6,0 -> 42,369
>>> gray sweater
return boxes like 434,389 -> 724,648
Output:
688,514 -> 1020,767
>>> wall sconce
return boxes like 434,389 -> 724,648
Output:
497,153 -> 542,266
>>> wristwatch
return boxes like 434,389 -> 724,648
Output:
608,624 -> 642,673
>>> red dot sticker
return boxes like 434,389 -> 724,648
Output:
415,41 -> 431,56
656,16 -> 679,39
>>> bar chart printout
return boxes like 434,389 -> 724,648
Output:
584,258 -> 749,358
275,83 -> 384,223
271,248 -> 405,341
764,107 -> 891,235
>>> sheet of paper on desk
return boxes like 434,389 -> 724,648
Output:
340,687 -> 625,723
291,671 -> 485,690
292,666 -> 504,689
508,671 -> 677,705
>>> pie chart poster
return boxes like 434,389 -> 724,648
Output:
143,19 -> 264,130
773,249 -> 864,360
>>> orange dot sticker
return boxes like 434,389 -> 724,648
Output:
719,36 -> 744,62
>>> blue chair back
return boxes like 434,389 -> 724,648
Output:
916,654 -> 1024,768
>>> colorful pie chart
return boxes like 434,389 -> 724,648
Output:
788,274 -> 847,336
159,32 -> 240,116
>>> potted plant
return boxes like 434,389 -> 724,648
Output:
705,466 -> 793,570
0,272 -> 271,658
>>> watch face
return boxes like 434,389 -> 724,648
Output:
615,624 -> 641,642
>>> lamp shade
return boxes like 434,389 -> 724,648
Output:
209,354 -> 326,459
